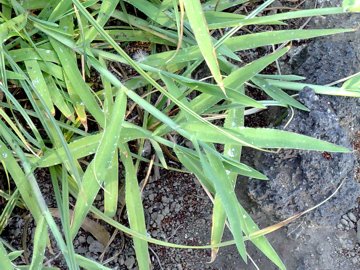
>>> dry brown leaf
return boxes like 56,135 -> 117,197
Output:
49,208 -> 110,246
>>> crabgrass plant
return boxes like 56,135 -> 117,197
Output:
0,0 -> 359,269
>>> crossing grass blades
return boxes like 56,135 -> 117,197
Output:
0,0 -> 360,269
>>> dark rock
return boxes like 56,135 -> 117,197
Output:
88,241 -> 104,254
248,88 -> 359,226
292,41 -> 359,86
124,256 -> 135,269
357,220 -> 360,243
86,236 -> 95,244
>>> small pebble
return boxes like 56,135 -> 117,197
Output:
348,212 -> 357,223
342,214 -> 350,222
341,219 -> 349,226
151,212 -> 157,220
349,221 -> 355,229
89,241 -> 104,254
337,224 -> 344,230
316,245 -> 324,255
185,141 -> 194,149
78,235 -> 86,243
124,256 -> 135,269
87,236 -> 95,244
357,221 -> 360,243
156,214 -> 164,225
76,246 -> 87,254
118,256 -> 125,264
148,194 -> 155,201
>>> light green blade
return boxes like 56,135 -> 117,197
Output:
0,241 -> 13,270
182,122 -> 350,152
183,0 -> 225,93
120,144 -> 150,270
29,217 -> 47,270
71,90 -> 127,237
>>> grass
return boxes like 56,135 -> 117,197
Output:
0,0 -> 359,269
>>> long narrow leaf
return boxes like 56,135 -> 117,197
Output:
120,144 -> 150,270
183,0 -> 225,93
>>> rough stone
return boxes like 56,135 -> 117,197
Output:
357,221 -> 360,243
78,235 -> 86,244
341,219 -> 349,227
86,236 -> 95,244
89,241 -> 105,254
348,212 -> 357,223
242,8 -> 360,270
124,256 -> 135,269
248,88 -> 359,226
349,221 -> 355,229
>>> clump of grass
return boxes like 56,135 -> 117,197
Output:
0,0 -> 359,269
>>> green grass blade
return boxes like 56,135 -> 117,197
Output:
8,250 -> 24,262
210,85 -> 245,261
142,29 -> 352,68
29,217 -> 47,270
48,0 -> 73,22
225,29 -> 354,51
265,79 -> 360,97
0,13 -> 27,43
0,241 -> 13,270
174,146 -> 215,193
0,139 -> 42,221
238,205 -> 286,270
149,139 -> 168,169
49,38 -> 105,126
183,0 -> 225,93
343,0 -> 360,11
35,122 -> 159,168
196,142 -> 247,262
0,107 -> 36,153
160,72 -> 264,108
71,90 -> 127,237
75,254 -> 113,270
208,7 -> 346,29
4,51 -> 83,185
45,75 -> 75,120
0,72 -> 45,149
24,59 -> 55,114
104,150 -> 119,217
252,77 -> 309,111
60,167 -> 78,268
342,73 -> 360,91
203,0 -> 248,11
120,144 -> 150,270
0,130 -> 79,269
84,0 -> 120,43
125,0 -> 175,28
152,47 -> 290,138
225,47 -> 289,90
182,122 -> 350,152
0,189 -> 20,233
